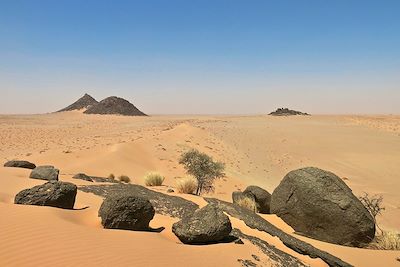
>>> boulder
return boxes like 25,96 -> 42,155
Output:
14,181 -> 77,209
73,173 -> 93,182
99,194 -> 155,230
29,166 -> 59,181
4,160 -> 36,169
172,204 -> 232,244
270,167 -> 375,246
243,185 -> 271,214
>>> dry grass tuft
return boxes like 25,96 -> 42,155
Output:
144,172 -> 165,186
118,175 -> 131,183
368,231 -> 400,250
236,196 -> 257,212
108,173 -> 115,180
176,177 -> 197,194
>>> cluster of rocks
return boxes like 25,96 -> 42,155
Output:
57,94 -> 147,116
269,108 -> 310,116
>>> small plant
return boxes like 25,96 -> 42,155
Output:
368,231 -> 400,250
176,177 -> 198,194
144,172 -> 165,186
359,192 -> 385,233
118,175 -> 131,183
108,173 -> 115,180
179,149 -> 225,195
236,196 -> 257,212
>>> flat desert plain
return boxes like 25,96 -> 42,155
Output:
1,112 -> 399,266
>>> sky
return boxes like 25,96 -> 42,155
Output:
0,0 -> 399,114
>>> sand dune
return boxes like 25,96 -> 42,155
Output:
1,112 -> 399,266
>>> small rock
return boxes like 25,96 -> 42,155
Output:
167,188 -> 174,193
73,173 -> 93,182
243,185 -> 271,214
29,166 -> 59,181
14,181 -> 77,209
4,160 -> 36,169
99,194 -> 155,230
172,204 -> 232,244
234,238 -> 244,244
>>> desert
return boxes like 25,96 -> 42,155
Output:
1,108 -> 399,266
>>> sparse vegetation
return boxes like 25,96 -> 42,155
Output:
108,173 -> 115,180
179,149 -> 225,195
144,172 -> 165,186
368,231 -> 400,250
359,192 -> 385,233
176,177 -> 198,194
118,175 -> 131,183
236,196 -> 257,212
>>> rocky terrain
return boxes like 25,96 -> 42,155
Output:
84,96 -> 146,116
269,108 -> 310,116
58,93 -> 98,112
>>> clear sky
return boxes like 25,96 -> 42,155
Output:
0,0 -> 399,114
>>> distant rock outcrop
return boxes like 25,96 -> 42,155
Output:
269,108 -> 309,116
15,181 -> 77,209
4,160 -> 36,169
270,167 -> 375,247
84,96 -> 147,116
58,93 -> 98,112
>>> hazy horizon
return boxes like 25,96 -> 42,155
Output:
1,1 -> 399,115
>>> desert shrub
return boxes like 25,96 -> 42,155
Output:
176,177 -> 198,194
118,175 -> 131,183
359,192 -> 385,233
368,231 -> 400,250
144,172 -> 165,186
236,196 -> 257,212
108,173 -> 115,180
179,149 -> 225,195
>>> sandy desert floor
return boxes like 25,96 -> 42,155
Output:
1,112 -> 399,266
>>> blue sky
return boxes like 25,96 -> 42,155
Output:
0,0 -> 399,114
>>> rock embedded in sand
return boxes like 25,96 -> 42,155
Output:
270,167 -> 375,247
243,185 -> 271,214
29,166 -> 59,181
269,108 -> 309,116
172,204 -> 232,244
4,160 -> 36,169
14,181 -> 77,209
99,194 -> 155,231
73,173 -> 93,182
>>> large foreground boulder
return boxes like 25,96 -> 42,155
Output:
243,185 -> 271,214
172,204 -> 232,244
270,167 -> 375,246
99,194 -> 155,230
29,166 -> 59,181
14,181 -> 77,209
4,160 -> 36,169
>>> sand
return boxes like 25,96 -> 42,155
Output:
1,112 -> 399,266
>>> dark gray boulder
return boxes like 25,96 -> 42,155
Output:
270,167 -> 375,246
243,185 -> 271,214
29,166 -> 59,181
172,204 -> 232,244
4,160 -> 36,169
73,173 -> 93,182
99,194 -> 155,230
14,181 -> 77,209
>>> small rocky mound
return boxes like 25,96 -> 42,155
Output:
15,181 -> 77,209
29,166 -> 59,181
4,160 -> 36,169
73,173 -> 93,182
99,194 -> 155,230
84,96 -> 146,116
243,185 -> 271,214
270,167 -> 375,247
58,93 -> 98,112
269,108 -> 309,116
172,204 -> 232,244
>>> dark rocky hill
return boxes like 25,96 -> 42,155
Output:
58,93 -> 98,112
84,96 -> 147,116
269,108 -> 310,116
